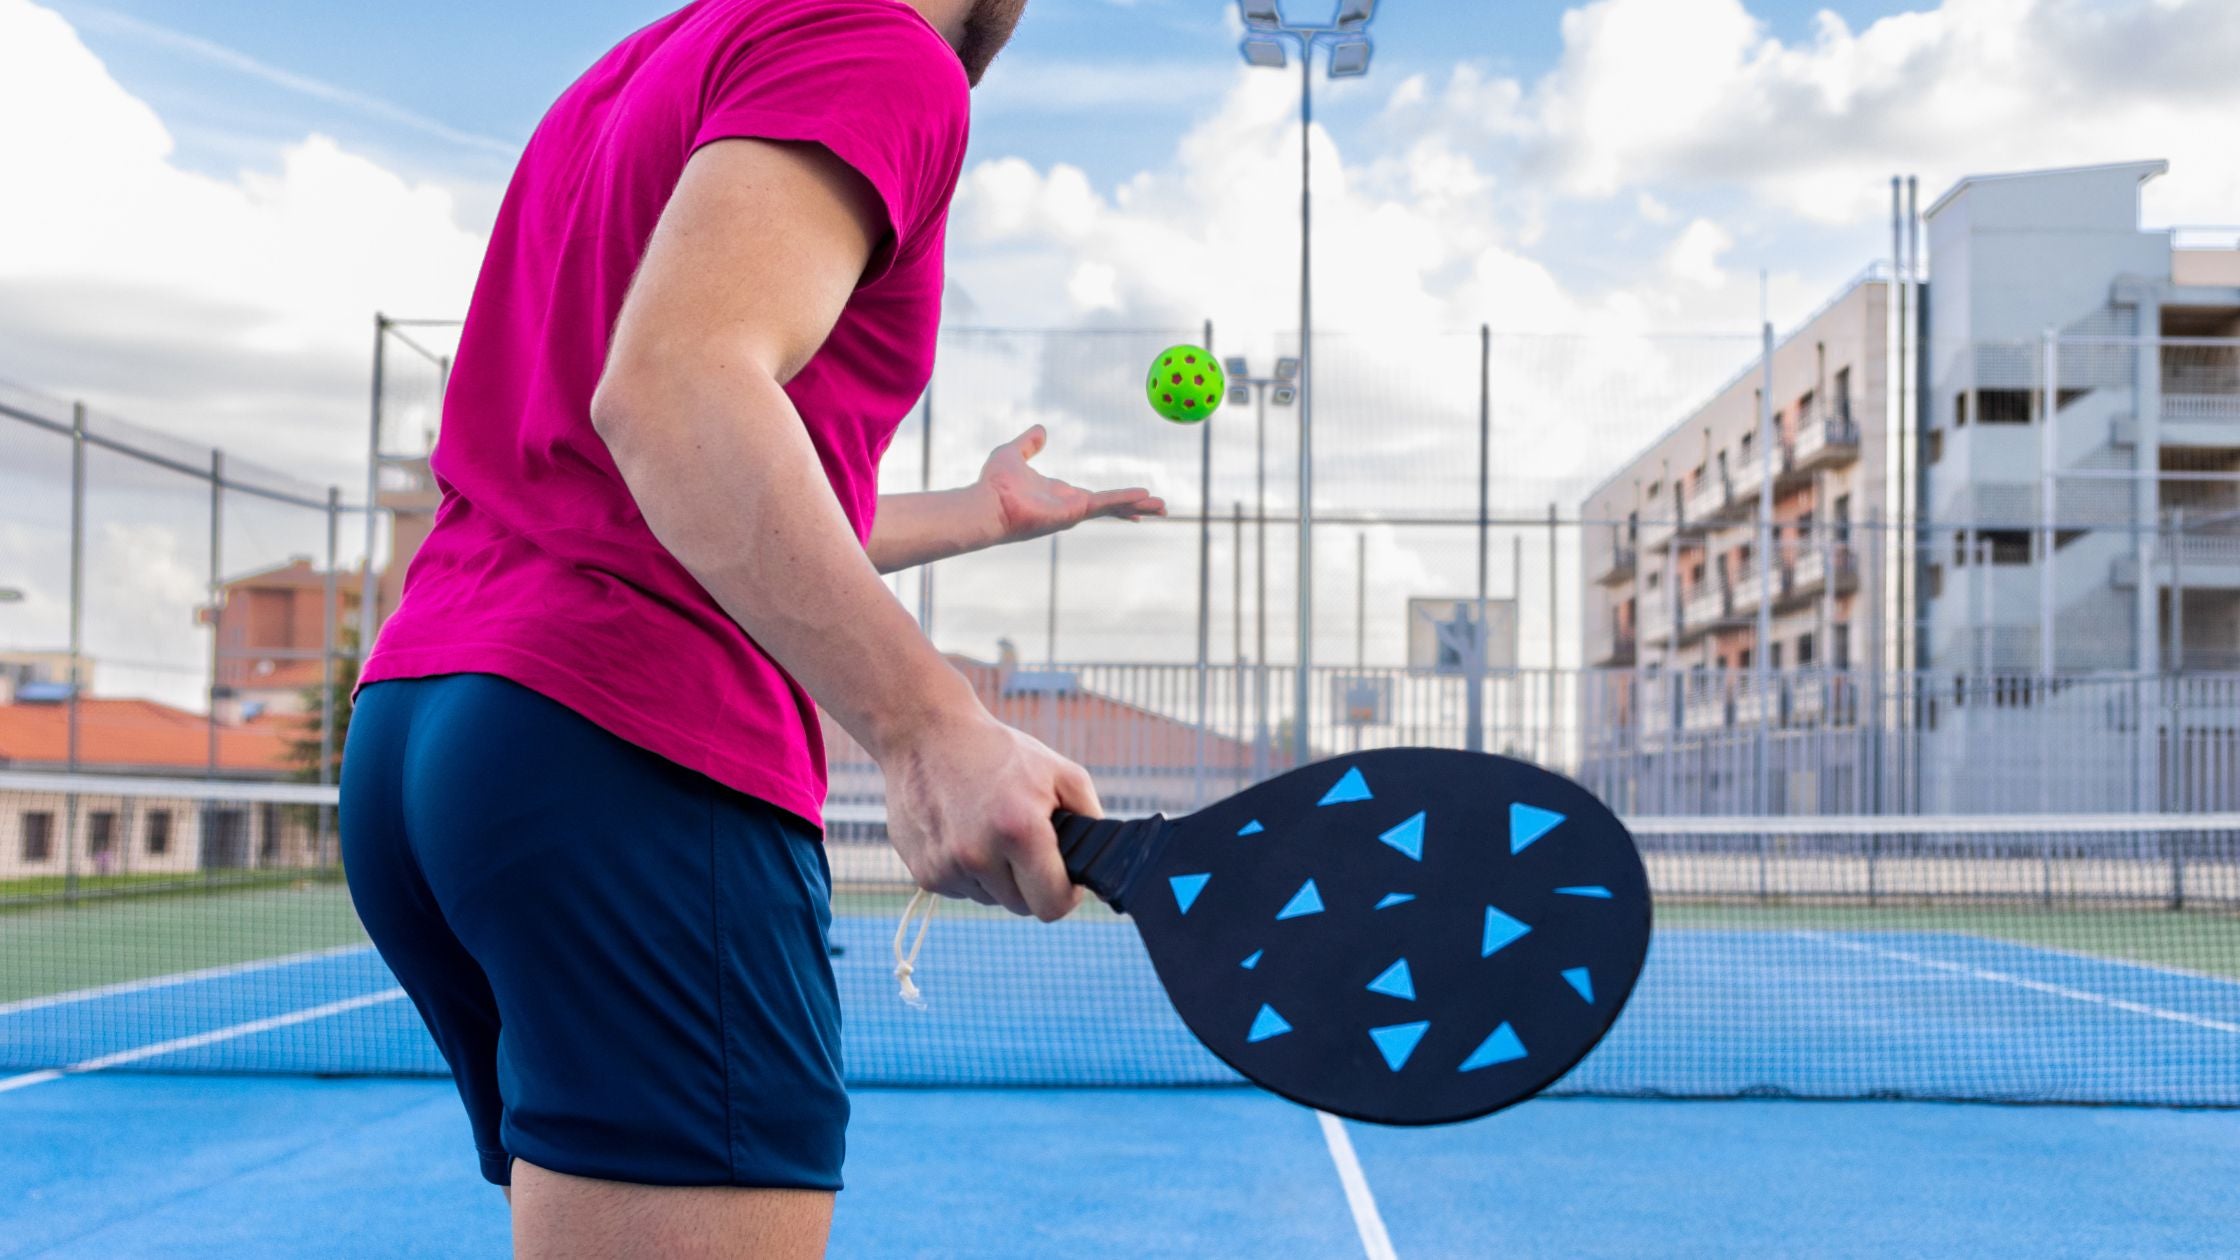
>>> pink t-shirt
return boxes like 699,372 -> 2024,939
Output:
361,0 -> 970,826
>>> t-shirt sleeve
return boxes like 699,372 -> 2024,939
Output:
692,3 -> 971,283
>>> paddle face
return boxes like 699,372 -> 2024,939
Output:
1081,748 -> 1649,1127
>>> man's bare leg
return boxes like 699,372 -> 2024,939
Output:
511,1159 -> 833,1260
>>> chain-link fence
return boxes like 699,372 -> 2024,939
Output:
1,379 -> 369,894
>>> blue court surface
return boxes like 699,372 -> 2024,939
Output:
3,1077 -> 2237,1258
4,913 -> 2239,1255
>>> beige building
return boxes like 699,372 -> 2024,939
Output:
1582,271 -> 1893,688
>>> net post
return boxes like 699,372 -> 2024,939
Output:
320,485 -> 342,869
63,401 -> 86,903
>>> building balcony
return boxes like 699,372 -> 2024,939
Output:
1682,474 -> 1735,528
2113,532 -> 2240,590
1590,626 -> 1638,667
1792,413 -> 1862,473
1639,595 -> 1677,644
1782,546 -> 1860,606
1592,542 -> 1639,586
1679,585 -> 1736,640
1729,563 -> 1778,617
1729,443 -> 1796,503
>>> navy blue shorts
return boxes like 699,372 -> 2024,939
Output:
340,673 -> 846,1189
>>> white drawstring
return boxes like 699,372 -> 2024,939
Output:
892,890 -> 938,1009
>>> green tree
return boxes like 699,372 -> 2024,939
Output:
286,624 -> 359,785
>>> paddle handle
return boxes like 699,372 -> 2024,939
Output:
1053,810 -> 1169,911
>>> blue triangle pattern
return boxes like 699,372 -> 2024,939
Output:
1554,885 -> 1613,899
1237,820 -> 1265,836
1169,873 -> 1211,915
1374,892 -> 1415,910
1366,959 -> 1416,1001
1459,1022 -> 1527,1071
1248,1004 -> 1292,1043
1377,811 -> 1427,861
1510,803 -> 1566,854
1482,906 -> 1531,957
1318,766 -> 1374,806
1562,967 -> 1594,1003
1276,879 -> 1324,920
1241,949 -> 1264,970
1369,1020 -> 1431,1071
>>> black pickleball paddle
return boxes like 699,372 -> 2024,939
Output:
1054,747 -> 1650,1127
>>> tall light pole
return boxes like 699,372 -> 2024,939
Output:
1225,358 -> 1299,781
1240,1 -> 1378,766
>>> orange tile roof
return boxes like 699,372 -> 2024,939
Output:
0,697 -> 302,776
820,656 -> 1258,773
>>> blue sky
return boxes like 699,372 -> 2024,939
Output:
49,0 -> 1926,229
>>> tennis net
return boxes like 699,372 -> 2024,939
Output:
4,772 -> 2236,1105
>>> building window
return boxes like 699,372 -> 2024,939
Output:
1834,494 -> 1852,543
1770,642 -> 1784,670
1979,389 -> 2033,424
1834,368 -> 1852,422
1834,625 -> 1852,670
1926,431 -> 1944,465
22,812 -> 54,863
88,812 -> 116,857
1954,393 -> 1969,427
1797,633 -> 1816,667
1646,571 -> 1660,590
1625,511 -> 1638,543
146,810 -> 173,856
259,803 -> 281,865
1799,388 -> 1816,419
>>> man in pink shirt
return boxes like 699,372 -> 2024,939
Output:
341,2 -> 1153,1254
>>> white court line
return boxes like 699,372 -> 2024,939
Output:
0,944 -> 377,1017
1317,1111 -> 1400,1260
1800,932 -> 2240,1035
0,989 -> 408,1095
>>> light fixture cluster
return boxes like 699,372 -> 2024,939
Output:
1238,1 -> 1377,76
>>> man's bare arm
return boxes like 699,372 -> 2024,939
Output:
867,427 -> 1166,574
591,138 -> 1092,919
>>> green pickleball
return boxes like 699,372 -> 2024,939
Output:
1146,345 -> 1225,423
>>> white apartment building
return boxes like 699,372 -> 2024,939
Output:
1578,160 -> 2240,814
1922,160 -> 2240,676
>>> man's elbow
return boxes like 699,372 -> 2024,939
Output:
588,366 -> 643,446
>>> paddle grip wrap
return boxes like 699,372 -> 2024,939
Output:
1053,811 -> 1170,912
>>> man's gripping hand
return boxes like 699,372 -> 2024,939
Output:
881,711 -> 1100,922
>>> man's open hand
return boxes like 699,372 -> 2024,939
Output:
979,425 -> 1166,543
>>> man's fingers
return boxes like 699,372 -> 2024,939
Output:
1052,758 -> 1104,822
1006,424 -> 1048,462
1010,818 -> 1081,923
1087,489 -> 1162,519
966,854 -> 1031,916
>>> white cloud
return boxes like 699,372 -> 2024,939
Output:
0,0 -> 485,487
1663,218 -> 1735,289
1509,0 -> 2240,226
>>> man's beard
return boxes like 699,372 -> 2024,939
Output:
956,0 -> 1028,86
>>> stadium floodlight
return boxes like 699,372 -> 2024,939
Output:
1272,386 -> 1298,406
1228,386 -> 1252,407
1240,36 -> 1287,68
1275,357 -> 1301,381
1224,356 -> 1250,377
1230,2 -> 1384,769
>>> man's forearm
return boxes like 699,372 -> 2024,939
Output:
866,487 -> 1010,573
592,358 -> 979,757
